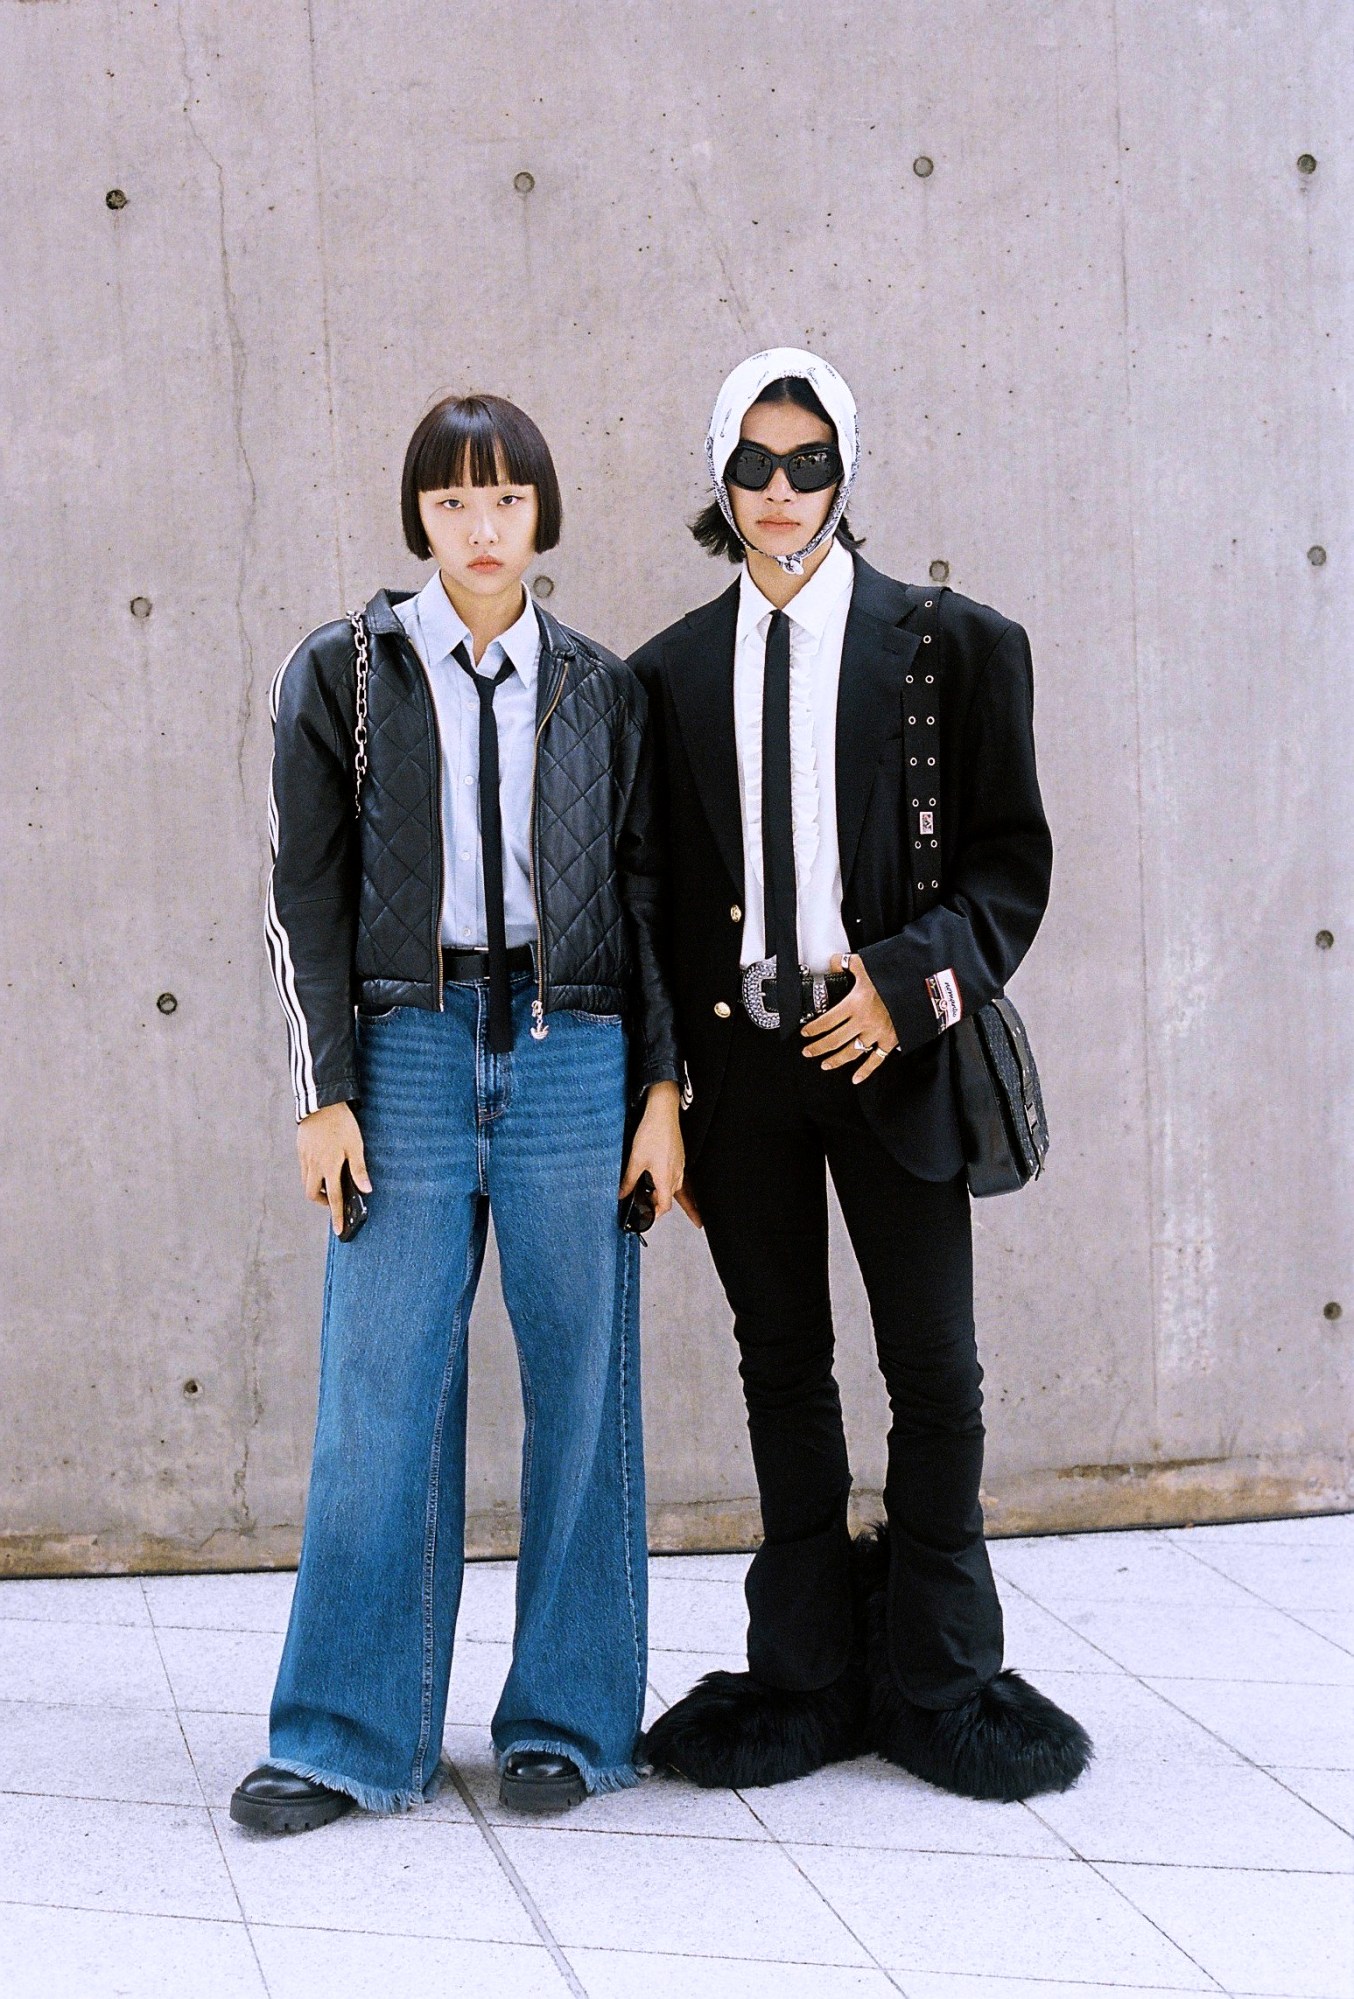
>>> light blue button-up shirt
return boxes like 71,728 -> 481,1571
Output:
394,571 -> 541,950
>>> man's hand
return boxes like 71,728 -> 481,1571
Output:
297,1101 -> 371,1236
620,1080 -> 696,1224
800,953 -> 899,1084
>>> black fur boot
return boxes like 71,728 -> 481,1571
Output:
641,1658 -> 867,1789
862,1523 -> 1094,1802
643,1532 -> 885,1789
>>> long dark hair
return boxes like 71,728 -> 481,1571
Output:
690,374 -> 861,561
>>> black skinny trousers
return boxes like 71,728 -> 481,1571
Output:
692,1016 -> 1005,1708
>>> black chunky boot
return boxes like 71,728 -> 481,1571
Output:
229,1764 -> 355,1834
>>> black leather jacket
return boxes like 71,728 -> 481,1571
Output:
267,588 -> 678,1120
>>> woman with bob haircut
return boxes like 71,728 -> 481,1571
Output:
232,392 -> 683,1831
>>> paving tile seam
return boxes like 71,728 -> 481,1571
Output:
735,1798 -> 914,1994
1136,1672 -> 1354,1781
443,1764 -> 588,1998
1073,1856 -> 1231,1996
139,1582 -> 276,1997
561,1941 -> 906,1972
0,1896 -> 249,1927
1161,1554 -> 1354,1658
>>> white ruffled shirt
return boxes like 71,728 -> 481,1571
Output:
733,538 -> 854,972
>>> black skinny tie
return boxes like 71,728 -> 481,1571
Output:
761,610 -> 800,1038
453,641 -> 517,1054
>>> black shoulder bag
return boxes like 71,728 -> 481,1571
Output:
903,586 -> 1049,1197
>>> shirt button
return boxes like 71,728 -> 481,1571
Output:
730,904 -> 742,923
459,850 -> 471,861
463,775 -> 474,787
713,1001 -> 732,1019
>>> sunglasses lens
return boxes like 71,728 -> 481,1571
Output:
725,444 -> 774,490
787,447 -> 843,493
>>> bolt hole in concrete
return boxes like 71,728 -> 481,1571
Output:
913,156 -> 934,178
1315,930 -> 1334,950
182,1379 -> 201,1398
1308,544 -> 1326,566
531,575 -> 555,599
1322,1302 -> 1342,1321
513,170 -> 535,194
1297,153 -> 1317,174
156,992 -> 177,1015
105,188 -> 128,209
929,559 -> 950,582
129,596 -> 152,619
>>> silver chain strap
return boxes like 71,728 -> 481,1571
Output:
349,610 -> 369,815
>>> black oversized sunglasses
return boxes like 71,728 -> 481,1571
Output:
724,441 -> 844,494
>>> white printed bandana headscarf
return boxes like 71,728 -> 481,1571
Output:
705,346 -> 860,575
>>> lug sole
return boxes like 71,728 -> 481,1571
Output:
228,1787 -> 354,1835
498,1770 -> 587,1815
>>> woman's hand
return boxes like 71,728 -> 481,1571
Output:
800,953 -> 900,1084
297,1101 -> 371,1235
620,1080 -> 694,1223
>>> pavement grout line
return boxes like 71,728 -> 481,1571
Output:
1168,1539 -> 1354,1654
443,1762 -> 589,1998
138,1575 -> 276,1999
734,1788 -> 914,1996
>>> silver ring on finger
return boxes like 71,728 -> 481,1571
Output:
853,1036 -> 868,1053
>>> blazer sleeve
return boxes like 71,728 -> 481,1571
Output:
614,661 -> 680,1092
859,619 -> 1053,1059
265,635 -> 360,1120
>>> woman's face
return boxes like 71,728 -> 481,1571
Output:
418,454 -> 540,601
726,400 -> 839,561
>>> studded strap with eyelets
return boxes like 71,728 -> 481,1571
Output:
901,584 -> 947,918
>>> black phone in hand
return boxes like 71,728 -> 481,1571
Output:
619,1170 -> 656,1237
338,1162 -> 369,1242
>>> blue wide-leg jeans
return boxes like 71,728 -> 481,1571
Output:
268,974 -> 647,1808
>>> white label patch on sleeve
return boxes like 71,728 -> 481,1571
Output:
919,810 -> 934,834
926,967 -> 963,1030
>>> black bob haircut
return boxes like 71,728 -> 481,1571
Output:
691,374 -> 861,562
401,393 -> 563,560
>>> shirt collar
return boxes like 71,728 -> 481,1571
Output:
414,570 -> 540,688
736,536 -> 854,644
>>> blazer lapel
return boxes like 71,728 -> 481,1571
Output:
836,557 -> 921,889
665,582 -> 745,894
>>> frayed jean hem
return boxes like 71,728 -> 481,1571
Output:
264,1754 -> 440,1816
496,1735 -> 641,1796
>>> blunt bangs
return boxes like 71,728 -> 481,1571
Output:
401,393 -> 563,559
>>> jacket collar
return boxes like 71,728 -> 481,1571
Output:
662,556 -> 922,897
366,588 -> 578,724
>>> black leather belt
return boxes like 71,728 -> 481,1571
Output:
740,958 -> 852,1031
442,943 -> 534,983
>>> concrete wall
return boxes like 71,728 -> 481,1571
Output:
2,0 -> 1349,1574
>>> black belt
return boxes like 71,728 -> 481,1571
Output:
740,958 -> 852,1031
442,943 -> 534,983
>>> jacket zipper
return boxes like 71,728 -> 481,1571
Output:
528,644 -> 570,1038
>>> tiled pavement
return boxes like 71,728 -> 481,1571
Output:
0,1515 -> 1350,1998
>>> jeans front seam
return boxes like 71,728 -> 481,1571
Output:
614,1230 -> 644,1739
411,1222 -> 478,1796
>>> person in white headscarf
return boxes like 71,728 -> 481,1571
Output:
631,349 -> 1090,1803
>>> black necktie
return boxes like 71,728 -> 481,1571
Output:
453,641 -> 517,1054
761,609 -> 800,1038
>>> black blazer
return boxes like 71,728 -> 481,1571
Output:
629,554 -> 1052,1180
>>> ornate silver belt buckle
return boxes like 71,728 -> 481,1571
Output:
741,957 -> 780,1030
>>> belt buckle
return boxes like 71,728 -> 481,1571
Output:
740,957 -> 780,1030
741,957 -> 829,1029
